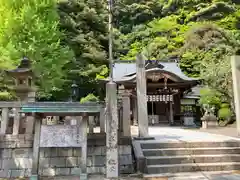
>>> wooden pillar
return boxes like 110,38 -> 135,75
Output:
169,102 -> 174,125
88,116 -> 94,134
12,108 -> 20,135
106,81 -> 119,178
122,92 -> 131,137
100,108 -> 106,133
136,54 -> 148,137
79,115 -> 88,180
231,56 -> 240,135
31,114 -> 41,179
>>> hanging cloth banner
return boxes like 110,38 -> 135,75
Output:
147,94 -> 173,102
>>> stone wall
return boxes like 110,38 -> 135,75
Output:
0,135 -> 33,178
39,145 -> 133,176
0,134 -> 134,178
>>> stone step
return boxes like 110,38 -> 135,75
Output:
143,170 -> 237,179
141,141 -> 240,149
147,162 -> 240,174
146,154 -> 240,165
143,147 -> 240,156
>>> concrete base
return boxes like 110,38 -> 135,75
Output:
202,120 -> 218,129
80,173 -> 88,180
183,117 -> 195,126
30,175 -> 38,180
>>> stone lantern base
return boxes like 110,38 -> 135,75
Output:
201,115 -> 218,129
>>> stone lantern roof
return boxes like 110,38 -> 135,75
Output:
5,57 -> 33,77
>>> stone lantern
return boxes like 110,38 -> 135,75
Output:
5,57 -> 36,102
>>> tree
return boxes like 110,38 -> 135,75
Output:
0,0 -> 74,100
57,0 -> 110,100
181,24 -> 239,109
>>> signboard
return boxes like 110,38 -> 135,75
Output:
40,125 -> 83,147
147,94 -> 173,102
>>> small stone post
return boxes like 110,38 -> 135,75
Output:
132,98 -> 138,126
88,116 -> 94,134
79,115 -> 88,180
31,114 -> 41,180
106,81 -> 119,178
136,54 -> 148,137
1,108 -> 9,134
231,55 -> 240,135
122,92 -> 131,137
12,108 -> 20,135
100,107 -> 106,133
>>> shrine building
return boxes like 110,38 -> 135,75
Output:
102,60 -> 201,126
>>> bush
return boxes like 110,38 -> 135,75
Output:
218,103 -> 232,121
199,88 -> 221,109
80,93 -> 99,104
0,91 -> 12,101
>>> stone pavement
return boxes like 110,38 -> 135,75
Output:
144,171 -> 240,180
131,126 -> 240,142
196,126 -> 239,138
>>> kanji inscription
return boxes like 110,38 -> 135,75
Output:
40,125 -> 83,147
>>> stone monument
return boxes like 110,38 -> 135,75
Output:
201,104 -> 218,129
136,54 -> 149,137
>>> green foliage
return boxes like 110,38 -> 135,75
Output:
115,0 -> 240,115
0,91 -> 13,101
0,0 -> 74,99
199,88 -> 222,108
218,103 -> 232,120
80,93 -> 99,104
57,0 -> 110,100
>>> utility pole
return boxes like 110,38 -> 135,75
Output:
106,0 -> 119,178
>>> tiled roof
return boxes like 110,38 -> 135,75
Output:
109,62 -> 198,82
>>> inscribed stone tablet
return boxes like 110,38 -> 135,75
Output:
40,125 -> 83,147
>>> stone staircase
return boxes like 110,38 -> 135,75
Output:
134,141 -> 240,177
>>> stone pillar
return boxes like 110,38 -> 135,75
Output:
118,107 -> 123,134
79,115 -> 88,180
231,56 -> 240,136
133,97 -> 138,126
28,91 -> 36,102
25,116 -> 34,134
136,54 -> 148,137
100,108 -> 106,133
122,92 -> 131,137
1,108 -> 9,134
106,81 -> 119,178
31,114 -> 41,180
88,116 -> 94,134
12,108 -> 20,135
169,102 -> 174,125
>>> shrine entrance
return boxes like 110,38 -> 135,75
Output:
147,89 -> 180,125
147,101 -> 170,125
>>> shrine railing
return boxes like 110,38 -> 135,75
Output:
0,101 -> 105,136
